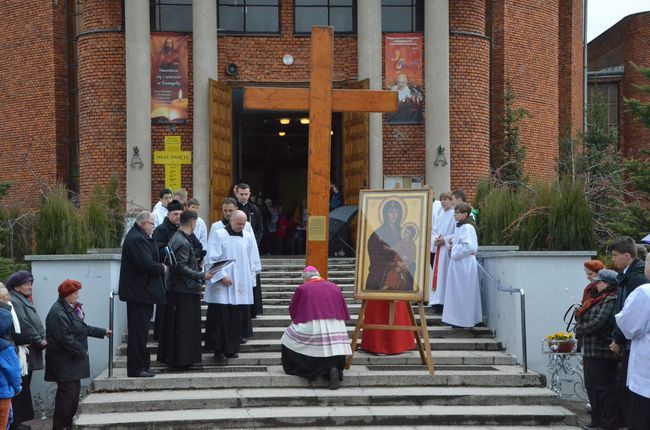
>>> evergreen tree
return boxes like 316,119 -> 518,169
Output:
494,81 -> 531,185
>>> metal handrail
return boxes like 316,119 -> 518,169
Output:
108,290 -> 117,378
477,262 -> 528,373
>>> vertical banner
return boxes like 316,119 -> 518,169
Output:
384,33 -> 424,124
151,33 -> 189,124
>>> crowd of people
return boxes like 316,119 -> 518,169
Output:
575,238 -> 649,430
0,272 -> 110,430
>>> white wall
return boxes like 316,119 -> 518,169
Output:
478,250 -> 595,397
24,253 -> 125,414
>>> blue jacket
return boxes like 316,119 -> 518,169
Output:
0,309 -> 21,399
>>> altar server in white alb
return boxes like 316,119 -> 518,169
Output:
203,210 -> 261,362
615,282 -> 650,429
441,202 -> 483,328
208,197 -> 257,342
429,192 -> 456,308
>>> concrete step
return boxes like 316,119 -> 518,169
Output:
74,404 -> 577,428
260,270 -> 356,278
247,313 -> 446,327
262,277 -> 354,284
260,284 -> 355,292
117,337 -> 504,356
91,364 -> 544,392
112,350 -> 518,368
133,325 -> 494,342
79,386 -> 560,414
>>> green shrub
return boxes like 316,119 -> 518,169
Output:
0,258 -> 29,284
475,179 -> 595,251
35,185 -> 87,255
82,174 -> 125,249
0,207 -> 35,260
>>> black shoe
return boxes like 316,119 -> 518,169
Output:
582,423 -> 601,430
146,368 -> 160,374
328,367 -> 341,390
129,370 -> 155,378
240,337 -> 248,344
225,353 -> 239,359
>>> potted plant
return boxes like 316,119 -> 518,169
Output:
545,332 -> 576,353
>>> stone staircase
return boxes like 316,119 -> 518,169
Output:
74,258 -> 579,429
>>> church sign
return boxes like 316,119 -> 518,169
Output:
384,33 -> 424,124
151,33 -> 189,124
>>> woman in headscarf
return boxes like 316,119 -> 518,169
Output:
45,280 -> 110,430
6,271 -> 45,429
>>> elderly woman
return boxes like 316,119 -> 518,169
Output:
6,270 -> 46,429
45,280 -> 111,430
575,269 -> 619,430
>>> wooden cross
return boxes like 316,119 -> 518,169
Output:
243,26 -> 397,277
154,136 -> 192,191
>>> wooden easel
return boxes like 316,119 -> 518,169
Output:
346,300 -> 434,375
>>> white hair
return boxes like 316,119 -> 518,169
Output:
302,270 -> 320,280
136,211 -> 152,225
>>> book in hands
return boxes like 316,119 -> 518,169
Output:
207,259 -> 236,275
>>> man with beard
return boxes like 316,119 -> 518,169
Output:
235,184 -> 264,318
161,211 -> 213,369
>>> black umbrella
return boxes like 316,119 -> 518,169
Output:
329,205 -> 358,257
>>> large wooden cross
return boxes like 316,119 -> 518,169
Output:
243,26 -> 397,278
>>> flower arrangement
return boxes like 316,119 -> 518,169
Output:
546,332 -> 574,341
546,332 -> 576,353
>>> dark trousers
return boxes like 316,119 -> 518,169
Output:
615,349 -> 631,426
630,390 -> 650,430
212,304 -> 244,356
127,302 -> 153,376
584,357 -> 619,429
52,380 -> 81,430
10,370 -> 34,426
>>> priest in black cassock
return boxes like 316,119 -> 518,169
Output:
235,183 -> 264,318
159,210 -> 213,369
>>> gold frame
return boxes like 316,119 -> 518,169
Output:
354,188 -> 433,301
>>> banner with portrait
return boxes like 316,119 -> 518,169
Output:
151,33 -> 189,124
384,33 -> 424,124
354,188 -> 433,301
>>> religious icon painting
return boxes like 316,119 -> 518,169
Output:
354,188 -> 433,301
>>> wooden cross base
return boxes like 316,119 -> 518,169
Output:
346,300 -> 435,375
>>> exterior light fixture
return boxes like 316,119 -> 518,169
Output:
434,145 -> 448,167
300,118 -> 310,124
330,131 -> 334,135
278,131 -> 286,136
279,118 -> 290,125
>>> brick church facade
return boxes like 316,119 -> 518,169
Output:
0,1 -> 585,217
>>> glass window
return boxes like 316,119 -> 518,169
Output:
587,83 -> 618,130
382,0 -> 423,33
295,0 -> 355,34
218,0 -> 280,34
151,0 -> 193,32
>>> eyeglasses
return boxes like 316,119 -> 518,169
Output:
144,221 -> 155,226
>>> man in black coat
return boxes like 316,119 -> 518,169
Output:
235,183 -> 264,318
159,211 -> 213,368
118,211 -> 167,378
608,236 -> 648,427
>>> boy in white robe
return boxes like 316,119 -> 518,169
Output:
442,202 -> 483,328
152,189 -> 173,228
204,211 -> 261,362
429,192 -> 456,308
187,198 -> 208,249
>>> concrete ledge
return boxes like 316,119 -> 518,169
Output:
25,253 -> 121,261
479,250 -> 596,259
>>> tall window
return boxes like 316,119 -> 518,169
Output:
294,0 -> 356,34
151,0 -> 193,32
588,83 -> 618,130
382,0 -> 424,33
218,0 -> 280,34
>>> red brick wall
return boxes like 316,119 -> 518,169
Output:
558,0 -> 585,141
77,0 -> 126,204
0,1 -> 68,209
492,0 -> 563,182
448,0 -> 491,199
589,12 -> 650,160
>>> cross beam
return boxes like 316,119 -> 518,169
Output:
243,26 -> 397,278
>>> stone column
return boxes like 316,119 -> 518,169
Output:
125,0 -> 151,213
193,0 -> 218,222
357,0 -> 383,189
425,0 -> 451,192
